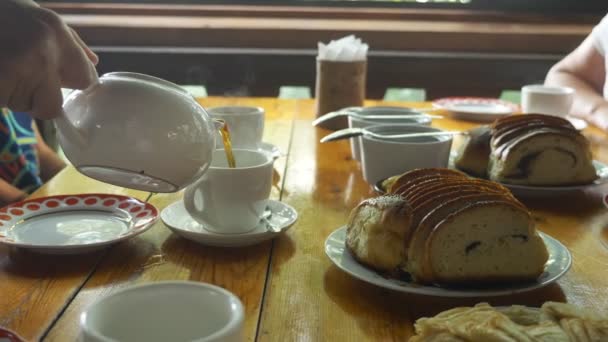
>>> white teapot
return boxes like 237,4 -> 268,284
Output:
56,72 -> 222,193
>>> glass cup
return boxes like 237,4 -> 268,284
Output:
315,59 -> 367,130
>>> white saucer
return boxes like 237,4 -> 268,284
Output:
326,226 -> 571,297
0,194 -> 158,254
161,199 -> 297,247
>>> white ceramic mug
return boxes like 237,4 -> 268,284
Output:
184,149 -> 273,234
360,124 -> 453,185
79,281 -> 244,342
207,106 -> 265,149
521,84 -> 575,117
346,106 -> 433,161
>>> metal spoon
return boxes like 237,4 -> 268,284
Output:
260,208 -> 281,233
312,110 -> 442,127
320,127 -> 464,143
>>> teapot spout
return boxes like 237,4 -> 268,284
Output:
213,119 -> 225,131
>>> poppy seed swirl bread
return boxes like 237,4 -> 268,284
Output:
346,168 -> 549,285
454,114 -> 597,186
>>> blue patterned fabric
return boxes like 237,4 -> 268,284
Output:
0,108 -> 42,193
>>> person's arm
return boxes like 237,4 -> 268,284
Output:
545,36 -> 608,130
33,123 -> 66,182
0,0 -> 98,120
0,178 -> 27,207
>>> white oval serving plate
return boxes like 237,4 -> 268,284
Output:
325,226 -> 571,297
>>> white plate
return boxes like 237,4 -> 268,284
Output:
0,194 -> 158,254
434,97 -> 519,122
161,199 -> 297,247
325,226 -> 571,297
445,152 -> 608,198
497,160 -> 608,198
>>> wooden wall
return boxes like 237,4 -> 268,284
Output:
94,48 -> 558,99
44,3 -> 600,99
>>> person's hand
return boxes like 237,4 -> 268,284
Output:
0,0 -> 99,119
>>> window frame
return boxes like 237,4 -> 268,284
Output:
39,0 -> 608,14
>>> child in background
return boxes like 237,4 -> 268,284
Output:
0,108 -> 65,206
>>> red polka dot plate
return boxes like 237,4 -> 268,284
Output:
0,194 -> 158,254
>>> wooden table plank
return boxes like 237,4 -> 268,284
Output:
4,97 -> 608,342
43,99 -> 296,341
0,168 -> 148,342
258,101 -> 608,341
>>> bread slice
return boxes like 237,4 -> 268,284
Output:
387,168 -> 466,194
391,173 -> 466,196
407,179 -> 512,205
345,195 -> 412,273
454,125 -> 492,177
491,114 -> 573,133
492,121 -> 574,149
401,176 -> 474,201
489,128 -> 597,185
425,200 -> 548,284
408,193 -> 517,283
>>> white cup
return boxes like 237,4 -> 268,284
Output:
360,124 -> 453,185
346,106 -> 432,161
207,106 -> 265,149
79,281 -> 244,342
184,149 -> 273,234
521,84 -> 575,117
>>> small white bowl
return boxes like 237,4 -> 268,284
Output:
80,281 -> 244,342
360,124 -> 453,185
347,106 -> 432,161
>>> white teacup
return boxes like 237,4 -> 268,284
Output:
79,281 -> 244,342
360,124 -> 453,185
521,84 -> 575,117
346,106 -> 433,161
184,149 -> 273,234
208,106 -> 265,149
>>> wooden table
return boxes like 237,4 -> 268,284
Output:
1,97 -> 608,341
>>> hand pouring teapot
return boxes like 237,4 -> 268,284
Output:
56,72 -> 223,192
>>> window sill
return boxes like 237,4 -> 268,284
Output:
44,3 -> 597,54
